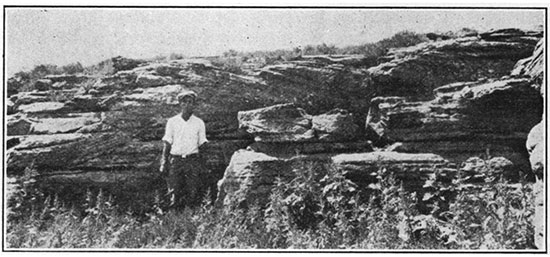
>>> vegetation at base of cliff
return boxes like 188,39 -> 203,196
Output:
6,160 -> 535,250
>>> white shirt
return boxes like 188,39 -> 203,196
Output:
162,114 -> 208,156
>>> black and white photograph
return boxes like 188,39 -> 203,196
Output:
2,3 -> 548,252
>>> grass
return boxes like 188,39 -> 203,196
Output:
6,160 -> 537,250
8,30 -> 430,96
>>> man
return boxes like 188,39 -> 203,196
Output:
160,90 -> 208,209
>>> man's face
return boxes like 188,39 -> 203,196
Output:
179,96 -> 196,114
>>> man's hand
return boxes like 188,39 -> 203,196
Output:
160,141 -> 171,174
159,159 -> 169,173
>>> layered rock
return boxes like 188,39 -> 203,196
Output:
368,29 -> 542,98
216,101 -> 380,206
312,108 -> 359,141
513,39 -> 545,179
45,74 -> 90,85
7,130 -> 251,196
526,117 -> 545,177
216,29 -> 544,213
5,28 -> 544,211
216,150 -> 456,207
258,56 -> 372,125
239,103 -> 315,142
514,38 -> 545,249
34,79 -> 53,91
238,103 -> 370,156
512,39 -> 544,86
6,56 -> 373,197
366,77 -> 543,173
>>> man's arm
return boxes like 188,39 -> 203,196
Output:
198,141 -> 208,153
198,120 -> 208,153
160,118 -> 173,173
160,141 -> 171,173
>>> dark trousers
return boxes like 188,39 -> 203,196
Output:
167,154 -> 205,209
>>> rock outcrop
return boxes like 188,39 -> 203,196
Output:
526,122 -> 545,177
239,103 -> 371,156
6,56 -> 373,197
365,33 -> 544,179
366,77 -> 543,174
238,103 -> 315,142
5,28 -> 544,211
513,38 -> 545,249
513,39 -> 545,178
216,149 -> 456,207
216,102 -> 377,206
238,103 -> 361,143
368,28 -> 542,99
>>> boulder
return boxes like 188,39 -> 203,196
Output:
512,37 -> 545,180
238,103 -> 314,142
526,122 -> 544,177
238,104 -> 366,143
216,150 -> 325,207
368,31 -> 541,98
216,150 -> 456,207
312,108 -> 358,141
514,37 -> 547,249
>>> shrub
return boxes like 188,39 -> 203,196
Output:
6,158 -> 537,250
61,62 -> 85,74
84,58 -> 115,75
111,56 -> 145,73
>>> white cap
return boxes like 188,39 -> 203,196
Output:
177,90 -> 198,101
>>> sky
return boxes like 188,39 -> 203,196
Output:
4,7 -> 545,76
